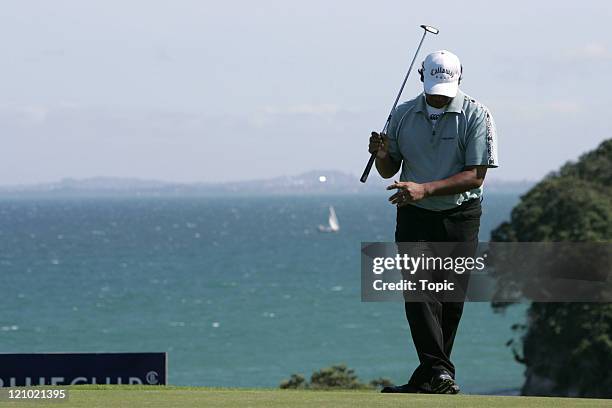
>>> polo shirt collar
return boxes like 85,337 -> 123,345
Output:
415,93 -> 427,113
416,89 -> 465,114
446,89 -> 465,113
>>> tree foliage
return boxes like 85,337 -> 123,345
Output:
280,364 -> 392,390
491,139 -> 612,397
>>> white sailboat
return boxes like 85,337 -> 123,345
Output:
318,206 -> 340,233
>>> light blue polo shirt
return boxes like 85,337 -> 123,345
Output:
386,90 -> 499,211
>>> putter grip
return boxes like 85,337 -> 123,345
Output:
360,153 -> 377,183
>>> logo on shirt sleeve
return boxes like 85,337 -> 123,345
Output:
485,112 -> 496,165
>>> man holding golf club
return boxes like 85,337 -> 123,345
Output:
368,49 -> 499,394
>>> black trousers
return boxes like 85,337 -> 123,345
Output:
394,198 -> 481,386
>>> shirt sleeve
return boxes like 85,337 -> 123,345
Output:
385,107 -> 403,163
465,106 -> 499,168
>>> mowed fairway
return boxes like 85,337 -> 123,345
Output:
1,386 -> 611,408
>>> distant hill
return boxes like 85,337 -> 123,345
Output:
0,171 -> 534,197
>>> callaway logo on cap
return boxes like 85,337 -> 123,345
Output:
422,50 -> 461,98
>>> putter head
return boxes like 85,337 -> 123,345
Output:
420,25 -> 439,34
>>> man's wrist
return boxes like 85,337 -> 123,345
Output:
376,150 -> 388,159
423,182 -> 435,198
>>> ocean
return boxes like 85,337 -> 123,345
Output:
0,192 -> 526,394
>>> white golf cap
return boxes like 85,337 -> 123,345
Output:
422,50 -> 461,97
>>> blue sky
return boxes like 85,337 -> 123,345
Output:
1,0 -> 610,184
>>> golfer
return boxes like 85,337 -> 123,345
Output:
369,50 -> 499,394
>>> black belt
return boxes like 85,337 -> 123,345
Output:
400,197 -> 481,215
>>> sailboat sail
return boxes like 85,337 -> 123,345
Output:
319,206 -> 340,232
328,206 -> 339,231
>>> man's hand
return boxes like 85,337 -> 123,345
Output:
369,132 -> 389,159
387,180 -> 427,206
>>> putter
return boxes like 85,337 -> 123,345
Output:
359,24 -> 439,183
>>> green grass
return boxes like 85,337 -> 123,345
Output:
1,386 -> 611,408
